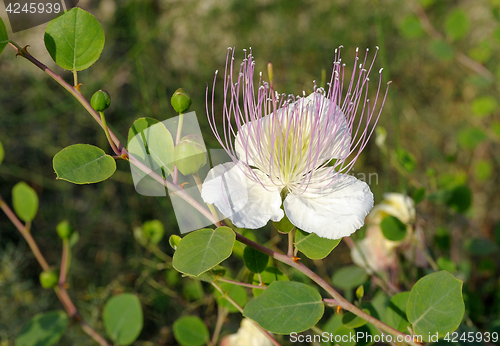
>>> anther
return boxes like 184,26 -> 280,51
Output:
379,68 -> 383,74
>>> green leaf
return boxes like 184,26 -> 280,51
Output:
407,271 -> 464,341
272,213 -> 295,233
471,96 -> 497,117
465,238 -> 499,256
0,140 -> 4,165
429,40 -> 455,61
141,219 -> 164,245
399,15 -> 424,39
44,8 -> 105,71
395,147 -> 416,173
445,185 -> 471,213
380,215 -> 407,241
127,117 -> 160,144
469,40 -> 492,63
173,316 -> 209,346
342,309 -> 370,328
53,144 -> 116,184
473,159 -> 493,181
173,226 -> 235,277
214,282 -> 248,313
243,246 -> 269,273
385,292 -> 411,333
294,229 -> 341,259
127,119 -> 175,176
412,187 -> 426,205
252,266 -> 289,297
436,256 -> 457,272
457,127 -> 487,149
331,266 -> 368,290
445,9 -> 469,41
0,17 -> 8,57
102,293 -> 143,345
15,310 -> 68,346
12,182 -> 39,222
243,281 -> 324,334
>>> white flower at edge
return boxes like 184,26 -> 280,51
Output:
202,47 -> 390,240
219,318 -> 273,346
351,193 -> 417,274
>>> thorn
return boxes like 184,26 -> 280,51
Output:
292,256 -> 301,263
171,182 -> 189,195
337,306 -> 342,314
75,83 -> 83,92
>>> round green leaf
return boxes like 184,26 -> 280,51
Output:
445,9 -> 469,41
173,316 -> 209,346
471,96 -> 498,117
412,187 -> 426,205
15,310 -> 68,346
127,117 -> 160,145
102,293 -> 143,345
407,271 -> 464,341
295,229 -> 341,259
272,213 -> 295,233
396,147 -> 417,173
12,182 -> 39,222
445,185 -> 471,213
380,216 -> 407,241
465,238 -> 499,256
252,266 -> 289,297
44,8 -> 105,71
172,227 -> 235,277
457,127 -> 487,149
141,219 -> 164,245
243,281 -> 324,334
474,159 -> 493,181
331,266 -> 368,290
53,144 -> 116,184
399,15 -> 424,39
214,282 -> 248,313
385,292 -> 411,333
0,18 -> 8,56
429,40 -> 455,61
436,256 -> 457,272
243,246 -> 269,273
127,119 -> 174,175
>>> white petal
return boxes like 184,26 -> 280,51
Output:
201,162 -> 284,229
350,226 -> 398,274
303,92 -> 351,162
284,173 -> 373,239
368,193 -> 416,224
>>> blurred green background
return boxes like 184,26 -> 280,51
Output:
1,0 -> 500,344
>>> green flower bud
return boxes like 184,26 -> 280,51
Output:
90,90 -> 111,112
39,270 -> 59,289
170,88 -> 192,114
356,285 -> 364,300
56,220 -> 74,239
169,234 -> 182,250
174,134 -> 207,176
